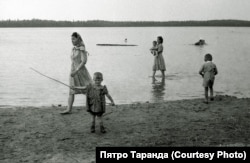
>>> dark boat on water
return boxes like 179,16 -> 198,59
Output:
194,39 -> 206,46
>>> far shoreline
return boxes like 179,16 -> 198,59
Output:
1,26 -> 250,28
1,19 -> 250,28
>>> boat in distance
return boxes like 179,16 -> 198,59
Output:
96,44 -> 138,46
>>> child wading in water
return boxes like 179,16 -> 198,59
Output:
199,53 -> 218,104
72,72 -> 115,133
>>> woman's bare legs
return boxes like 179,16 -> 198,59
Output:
152,71 -> 157,83
60,94 -> 74,114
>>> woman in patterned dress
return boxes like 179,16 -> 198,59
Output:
61,32 -> 93,114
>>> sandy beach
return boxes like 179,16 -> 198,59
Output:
0,95 -> 250,163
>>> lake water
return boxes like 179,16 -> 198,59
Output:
0,27 -> 250,107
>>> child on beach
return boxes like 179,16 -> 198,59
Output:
199,53 -> 218,104
72,72 -> 115,133
150,41 -> 158,56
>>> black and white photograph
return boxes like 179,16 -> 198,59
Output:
0,0 -> 250,162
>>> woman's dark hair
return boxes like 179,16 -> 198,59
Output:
157,36 -> 163,43
72,32 -> 78,38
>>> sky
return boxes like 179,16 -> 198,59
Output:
1,0 -> 250,21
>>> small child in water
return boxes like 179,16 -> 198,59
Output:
150,40 -> 158,56
199,53 -> 218,104
72,72 -> 115,133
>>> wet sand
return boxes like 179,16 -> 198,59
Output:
0,95 -> 250,163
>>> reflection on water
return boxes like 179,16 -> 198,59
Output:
151,78 -> 166,102
196,45 -> 206,55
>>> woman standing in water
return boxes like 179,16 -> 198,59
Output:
61,32 -> 93,114
151,36 -> 166,81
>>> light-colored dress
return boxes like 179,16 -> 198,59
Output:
86,84 -> 108,115
199,61 -> 218,87
153,44 -> 166,71
69,46 -> 92,94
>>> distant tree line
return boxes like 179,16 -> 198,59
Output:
1,19 -> 250,27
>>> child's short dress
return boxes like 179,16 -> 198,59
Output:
153,44 -> 166,71
69,46 -> 93,94
199,61 -> 218,87
86,84 -> 108,116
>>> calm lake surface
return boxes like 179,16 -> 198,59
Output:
0,27 -> 250,107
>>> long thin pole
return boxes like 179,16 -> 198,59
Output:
30,67 -> 71,88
